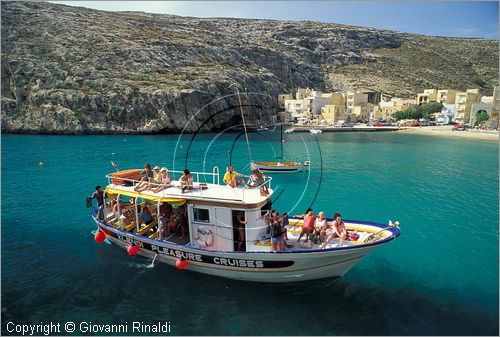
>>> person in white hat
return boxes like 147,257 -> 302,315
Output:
152,167 -> 173,193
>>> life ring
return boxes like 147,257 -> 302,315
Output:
194,226 -> 213,247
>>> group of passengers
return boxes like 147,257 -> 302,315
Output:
134,163 -> 195,194
111,194 -> 187,240
223,165 -> 269,194
158,201 -> 188,239
295,208 -> 347,248
134,163 -> 173,193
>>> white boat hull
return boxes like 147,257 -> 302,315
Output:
254,161 -> 309,173
93,216 -> 398,283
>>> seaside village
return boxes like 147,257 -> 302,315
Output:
278,86 -> 500,129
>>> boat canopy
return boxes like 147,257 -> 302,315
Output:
105,187 -> 187,206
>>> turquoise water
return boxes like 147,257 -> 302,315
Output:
1,132 -> 498,335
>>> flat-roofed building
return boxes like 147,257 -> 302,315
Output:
284,99 -> 306,121
375,97 -> 416,120
454,88 -> 482,123
417,89 -> 438,105
296,88 -> 313,100
437,89 -> 458,104
278,94 -> 293,111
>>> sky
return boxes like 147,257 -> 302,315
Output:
52,1 -> 499,40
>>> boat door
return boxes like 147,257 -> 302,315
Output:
232,210 -> 246,251
214,207 -> 234,251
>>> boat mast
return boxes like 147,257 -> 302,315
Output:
234,86 -> 253,163
280,124 -> 283,160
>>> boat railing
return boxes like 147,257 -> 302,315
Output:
105,166 -> 272,201
106,167 -> 219,186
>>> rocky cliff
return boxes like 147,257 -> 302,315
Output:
1,1 -> 498,134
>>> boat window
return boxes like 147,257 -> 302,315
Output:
193,208 -> 210,223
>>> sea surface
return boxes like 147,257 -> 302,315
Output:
1,131 -> 498,335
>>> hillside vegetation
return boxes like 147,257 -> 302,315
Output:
1,1 -> 498,133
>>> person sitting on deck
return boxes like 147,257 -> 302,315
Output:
312,211 -> 328,243
179,169 -> 193,193
139,206 -> 154,226
321,212 -> 347,249
152,167 -> 173,193
224,165 -> 247,188
151,166 -> 162,188
134,163 -> 154,192
295,208 -> 316,243
119,208 -> 131,228
247,168 -> 270,195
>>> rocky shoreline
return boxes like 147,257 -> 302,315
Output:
1,1 -> 498,134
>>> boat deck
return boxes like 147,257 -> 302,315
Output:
106,181 -> 272,205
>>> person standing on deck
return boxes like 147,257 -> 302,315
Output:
236,211 -> 247,251
295,208 -> 316,243
158,202 -> 172,240
270,210 -> 285,252
88,185 -> 105,220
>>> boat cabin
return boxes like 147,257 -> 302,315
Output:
102,167 -> 274,252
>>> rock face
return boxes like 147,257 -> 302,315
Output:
1,1 -> 498,134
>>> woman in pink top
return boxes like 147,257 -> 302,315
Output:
321,212 -> 347,249
295,208 -> 316,243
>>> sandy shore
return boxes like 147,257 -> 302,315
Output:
400,126 -> 499,141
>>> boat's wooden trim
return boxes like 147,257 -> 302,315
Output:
138,219 -> 158,235
108,169 -> 142,185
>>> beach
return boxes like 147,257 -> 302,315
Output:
401,126 -> 499,141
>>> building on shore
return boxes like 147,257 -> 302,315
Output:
437,104 -> 456,124
280,85 -> 497,127
454,88 -> 482,123
284,98 -> 306,122
320,93 -> 347,125
375,98 -> 416,120
278,94 -> 293,111
469,86 -> 499,128
437,89 -> 458,104
346,89 -> 380,122
417,89 -> 438,105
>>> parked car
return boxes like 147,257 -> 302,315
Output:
452,124 -> 466,131
372,122 -> 386,127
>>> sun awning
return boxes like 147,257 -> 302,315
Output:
105,187 -> 186,206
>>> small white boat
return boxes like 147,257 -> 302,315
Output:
284,128 -> 295,133
253,125 -> 310,173
91,166 -> 400,283
309,129 -> 323,134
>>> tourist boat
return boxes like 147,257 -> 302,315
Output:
309,129 -> 323,134
254,124 -> 311,173
91,167 -> 400,282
